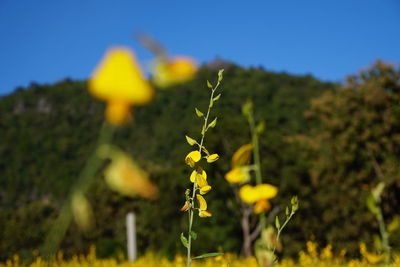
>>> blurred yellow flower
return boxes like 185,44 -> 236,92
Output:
196,194 -> 212,218
239,184 -> 278,214
104,152 -> 158,199
239,184 -> 278,204
153,56 -> 197,88
231,143 -> 253,167
225,167 -> 250,184
253,199 -> 271,214
88,47 -> 154,125
185,151 -> 201,167
359,242 -> 386,264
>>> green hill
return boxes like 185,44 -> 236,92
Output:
4,62 -> 384,259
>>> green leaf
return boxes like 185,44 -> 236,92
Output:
256,121 -> 265,134
209,100 -> 214,108
185,135 -> 197,146
201,125 -> 206,135
285,206 -> 289,217
195,108 -> 204,117
218,69 -> 224,82
291,196 -> 299,211
213,93 -> 221,102
291,196 -> 297,205
207,80 -> 213,89
388,216 -> 400,233
208,117 -> 217,129
241,100 -> 253,117
192,252 -> 224,260
372,182 -> 385,202
366,195 -> 378,215
275,216 -> 281,230
180,233 -> 188,248
190,231 -> 197,240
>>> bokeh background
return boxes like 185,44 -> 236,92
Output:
0,0 -> 400,262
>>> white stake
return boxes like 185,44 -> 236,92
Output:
126,212 -> 137,261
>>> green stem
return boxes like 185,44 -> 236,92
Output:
246,107 -> 266,228
276,212 -> 294,244
376,205 -> 391,264
272,210 -> 295,260
187,81 -> 220,267
41,122 -> 115,257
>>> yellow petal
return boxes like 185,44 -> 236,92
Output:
196,194 -> 207,211
253,199 -> 271,214
199,210 -> 212,218
200,185 -> 212,195
232,144 -> 253,167
185,151 -> 201,167
180,201 -> 191,212
190,168 -> 207,183
206,154 -> 219,163
254,184 -> 278,200
225,167 -> 250,184
239,185 -> 258,204
239,184 -> 278,204
89,47 -> 154,105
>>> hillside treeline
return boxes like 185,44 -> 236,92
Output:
0,61 -> 399,260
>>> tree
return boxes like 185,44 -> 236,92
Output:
293,61 -> 400,254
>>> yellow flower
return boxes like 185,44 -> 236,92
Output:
199,185 -> 212,195
199,210 -> 212,218
359,242 -> 386,264
153,56 -> 197,88
104,152 -> 158,199
180,201 -> 191,212
190,168 -> 211,195
206,153 -> 220,163
196,194 -> 207,210
196,194 -> 212,218
88,47 -> 154,125
239,184 -> 278,214
185,151 -> 201,167
255,184 -> 279,199
190,168 -> 207,183
231,144 -> 253,167
253,199 -> 271,214
225,167 -> 250,184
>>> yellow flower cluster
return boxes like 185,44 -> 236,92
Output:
3,243 -> 400,267
184,148 -> 219,218
225,144 -> 278,214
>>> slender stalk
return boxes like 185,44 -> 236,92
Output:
41,122 -> 115,257
186,81 -> 221,267
271,210 -> 295,259
376,204 -> 390,264
276,211 -> 295,244
246,107 -> 266,228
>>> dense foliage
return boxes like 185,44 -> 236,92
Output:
1,61 -> 398,260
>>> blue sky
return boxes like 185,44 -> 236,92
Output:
0,0 -> 399,95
